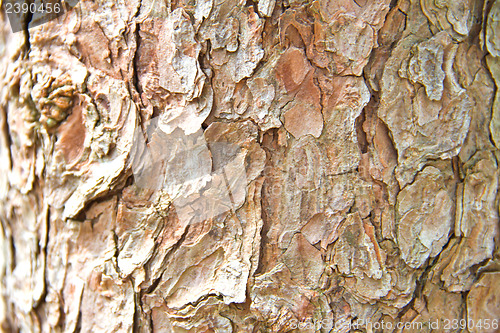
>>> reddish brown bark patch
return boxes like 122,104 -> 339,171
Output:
276,47 -> 312,93
57,100 -> 86,164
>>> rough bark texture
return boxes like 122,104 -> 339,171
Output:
0,0 -> 499,332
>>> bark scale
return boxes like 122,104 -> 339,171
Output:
0,0 -> 499,332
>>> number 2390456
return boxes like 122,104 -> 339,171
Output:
4,2 -> 61,14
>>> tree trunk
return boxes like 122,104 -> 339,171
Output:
0,0 -> 499,331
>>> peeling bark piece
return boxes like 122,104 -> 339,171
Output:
440,151 -> 499,292
62,277 -> 84,333
396,165 -> 455,269
333,212 -> 385,281
115,198 -> 162,279
288,138 -> 322,192
45,198 -> 122,332
136,7 -> 206,118
71,0 -> 140,81
170,0 -> 214,30
80,270 -> 135,333
166,248 -> 227,308
163,85 -> 213,135
49,74 -> 137,220
345,270 -> 392,301
279,59 -> 323,139
282,233 -> 324,288
409,281 -> 463,332
150,298 -> 233,332
142,8 -> 203,97
258,0 -> 275,17
318,0 -> 391,29
467,272 -> 500,333
273,136 -> 326,249
142,124 -> 265,317
4,99 -> 36,193
484,0 -> 500,150
151,213 -> 257,309
320,75 -> 370,174
301,212 -> 344,250
487,56 -> 500,148
324,13 -> 376,76
485,0 -> 500,58
424,281 -> 464,322
224,8 -> 265,83
379,32 -> 473,186
279,8 -> 313,50
204,120 -> 266,183
250,264 -> 324,331
421,0 -> 475,38
198,0 -> 244,52
132,122 -> 244,227
207,7 -> 265,126
407,32 -> 446,101
56,102 -> 86,165
276,47 -> 312,93
379,261 -> 419,309
283,101 -> 323,138
246,76 -> 279,131
8,196 -> 47,313
312,0 -> 391,76
458,63 -> 496,167
213,57 -> 281,132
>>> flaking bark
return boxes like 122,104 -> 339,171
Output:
0,0 -> 499,332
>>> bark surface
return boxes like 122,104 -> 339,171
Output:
0,0 -> 499,332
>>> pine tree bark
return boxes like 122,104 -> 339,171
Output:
0,0 -> 499,332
